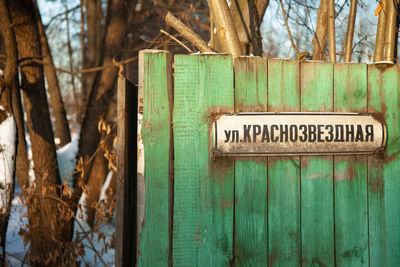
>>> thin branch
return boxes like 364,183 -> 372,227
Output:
75,219 -> 108,267
160,29 -> 193,53
45,4 -> 80,28
31,55 -> 138,76
279,0 -> 299,57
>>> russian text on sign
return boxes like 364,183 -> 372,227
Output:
213,113 -> 386,156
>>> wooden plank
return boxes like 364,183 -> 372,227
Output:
116,77 -> 137,267
334,63 -> 368,266
172,54 -> 234,266
138,51 -> 173,266
300,62 -> 334,267
267,59 -> 301,266
233,57 -> 268,266
368,64 -> 400,266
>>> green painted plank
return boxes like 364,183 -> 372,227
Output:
334,63 -> 368,266
267,59 -> 301,267
300,62 -> 334,267
368,64 -> 400,266
233,57 -> 268,266
234,57 -> 268,112
139,51 -> 173,266
172,54 -> 234,266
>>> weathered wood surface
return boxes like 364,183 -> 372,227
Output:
267,59 -> 301,266
334,63 -> 369,266
116,77 -> 137,267
134,51 -> 400,266
234,57 -> 268,265
172,54 -> 234,266
300,62 -> 335,267
368,64 -> 400,267
138,51 -> 173,266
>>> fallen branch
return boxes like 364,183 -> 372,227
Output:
165,12 -> 213,53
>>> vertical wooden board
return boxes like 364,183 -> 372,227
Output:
234,57 -> 268,266
138,51 -> 172,266
116,77 -> 137,267
172,54 -> 234,266
334,64 -> 368,266
368,64 -> 400,266
235,57 -> 268,112
300,62 -> 334,267
267,59 -> 301,266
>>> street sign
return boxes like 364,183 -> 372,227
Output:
212,113 -> 386,156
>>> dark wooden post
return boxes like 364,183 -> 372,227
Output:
116,77 -> 137,267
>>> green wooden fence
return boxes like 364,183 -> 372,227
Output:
136,50 -> 400,266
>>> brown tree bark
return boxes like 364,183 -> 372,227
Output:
343,0 -> 357,62
374,0 -> 388,62
0,1 -> 30,189
255,0 -> 270,24
328,0 -> 336,62
75,0 -> 130,216
384,0 -> 398,62
83,0 -> 103,104
7,0 -> 70,265
208,0 -> 243,58
34,0 -> 71,147
249,0 -> 263,56
0,1 -> 17,262
312,0 -> 329,60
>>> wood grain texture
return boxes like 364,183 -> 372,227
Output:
334,64 -> 368,266
300,62 -> 335,267
268,59 -> 301,267
172,54 -> 234,266
138,51 -> 173,266
368,64 -> 400,266
116,77 -> 137,267
234,57 -> 268,266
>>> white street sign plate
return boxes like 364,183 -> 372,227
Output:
212,113 -> 386,156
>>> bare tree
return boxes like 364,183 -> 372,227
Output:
6,0 -> 70,265
75,0 -> 131,226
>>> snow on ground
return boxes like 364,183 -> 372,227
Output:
5,136 -> 115,266
57,136 -> 78,187
0,107 -> 16,210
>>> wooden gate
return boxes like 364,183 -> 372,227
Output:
129,50 -> 400,266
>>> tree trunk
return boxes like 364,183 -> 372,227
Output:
34,0 -> 71,147
249,0 -> 263,56
374,0 -> 388,62
383,0 -> 398,62
75,0 -> 130,212
83,0 -> 103,105
312,0 -> 329,60
0,1 -> 17,262
255,0 -> 270,24
343,0 -> 357,62
7,0 -> 70,265
0,2 -> 30,189
328,0 -> 336,62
